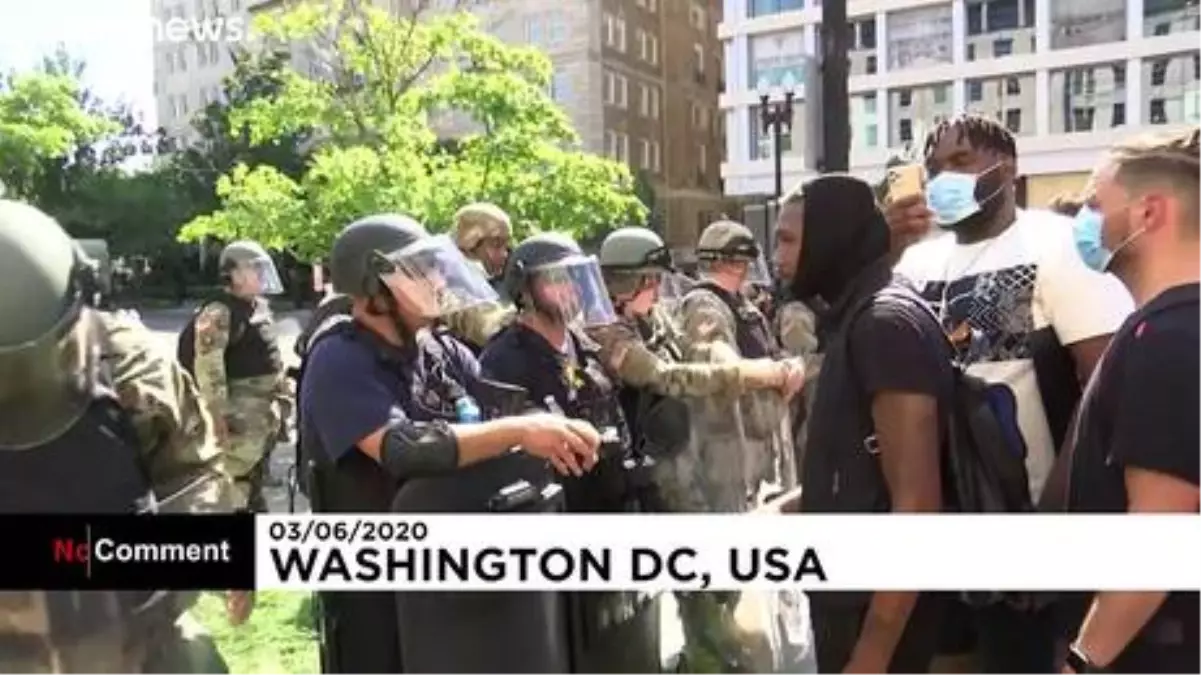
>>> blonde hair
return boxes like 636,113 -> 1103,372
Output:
1108,126 -> 1200,223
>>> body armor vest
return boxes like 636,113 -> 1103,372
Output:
178,294 -> 283,381
0,342 -> 174,673
691,282 -> 782,359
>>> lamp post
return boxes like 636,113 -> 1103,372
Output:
759,89 -> 794,262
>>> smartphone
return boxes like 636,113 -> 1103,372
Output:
885,164 -> 926,204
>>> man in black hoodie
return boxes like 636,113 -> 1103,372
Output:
774,174 -> 949,673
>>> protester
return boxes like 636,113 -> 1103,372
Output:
777,174 -> 947,673
1052,127 -> 1200,674
887,113 -> 1135,672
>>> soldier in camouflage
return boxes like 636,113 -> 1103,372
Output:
0,200 -> 243,673
178,241 -> 291,514
593,227 -> 805,673
675,219 -> 814,673
445,202 -> 517,349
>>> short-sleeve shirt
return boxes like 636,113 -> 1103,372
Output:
895,208 -> 1134,502
1063,282 -> 1199,672
300,325 -> 483,463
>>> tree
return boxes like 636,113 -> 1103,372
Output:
179,0 -> 646,260
0,66 -> 117,200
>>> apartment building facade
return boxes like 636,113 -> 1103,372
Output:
152,0 -> 728,249
720,0 -> 1200,215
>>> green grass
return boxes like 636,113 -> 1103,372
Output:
193,591 -> 320,674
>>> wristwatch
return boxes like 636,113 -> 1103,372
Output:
1065,644 -> 1105,673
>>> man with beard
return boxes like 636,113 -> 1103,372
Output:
1053,127 -> 1199,674
887,114 -> 1135,672
775,174 -> 948,673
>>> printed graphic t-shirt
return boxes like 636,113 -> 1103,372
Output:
894,208 -> 1134,501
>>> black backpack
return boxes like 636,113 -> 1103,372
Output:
844,285 -> 1034,515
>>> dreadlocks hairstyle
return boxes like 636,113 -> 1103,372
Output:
923,113 -> 1017,161
1108,127 -> 1200,216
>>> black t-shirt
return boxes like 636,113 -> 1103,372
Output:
1064,282 -> 1199,673
802,267 -> 950,516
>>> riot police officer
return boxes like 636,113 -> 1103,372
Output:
298,214 -> 600,673
479,231 -> 661,673
0,199 -> 240,672
178,240 -> 292,512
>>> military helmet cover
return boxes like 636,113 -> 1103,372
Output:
452,202 -> 512,251
329,214 -> 429,297
599,227 -> 673,273
219,240 -> 285,295
695,220 -> 760,262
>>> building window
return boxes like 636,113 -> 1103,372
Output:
748,0 -> 804,19
1114,63 -> 1127,88
1143,0 -> 1200,37
749,105 -> 794,159
697,143 -> 708,176
1006,77 -> 1021,94
1150,99 -> 1167,123
641,139 -> 661,172
604,71 -> 628,108
639,31 -> 659,65
548,13 -> 566,45
993,38 -> 1013,57
694,44 -> 705,74
526,17 -> 543,44
605,130 -> 629,162
604,14 -> 627,52
650,87 -> 660,118
933,85 -> 948,104
749,31 -> 805,90
887,5 -> 954,72
857,19 -> 877,49
866,55 -> 877,75
690,3 -> 707,30
1005,109 -> 1022,133
899,89 -> 912,107
864,93 -> 877,114
889,84 -> 954,145
864,124 -> 878,147
1151,60 -> 1169,86
1052,63 -> 1125,132
1112,102 -> 1126,125
1051,0 -> 1127,51
550,70 -> 571,104
899,119 -> 913,142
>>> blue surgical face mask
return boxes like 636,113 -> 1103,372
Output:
927,164 -> 1003,228
1073,205 -> 1147,273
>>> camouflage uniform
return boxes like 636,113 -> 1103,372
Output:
442,300 -> 516,350
192,299 -> 290,512
674,221 -> 812,674
775,299 -> 822,467
450,202 -> 511,289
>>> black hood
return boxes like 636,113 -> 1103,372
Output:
789,174 -> 890,305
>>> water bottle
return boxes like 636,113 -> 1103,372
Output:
455,396 -> 482,423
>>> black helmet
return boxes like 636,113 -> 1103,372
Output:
502,232 -> 583,304
503,232 -> 616,326
329,214 -> 428,298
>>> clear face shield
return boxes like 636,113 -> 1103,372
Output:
379,235 -> 500,319
0,302 -> 96,450
527,255 -> 618,328
234,257 -> 285,296
744,253 -> 772,289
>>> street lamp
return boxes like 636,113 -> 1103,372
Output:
759,87 -> 794,262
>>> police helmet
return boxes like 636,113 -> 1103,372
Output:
219,240 -> 285,296
504,232 -> 616,327
0,200 -> 97,449
329,214 -> 428,298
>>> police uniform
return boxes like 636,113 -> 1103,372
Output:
300,215 -> 567,673
180,241 -> 291,512
479,232 -> 660,674
0,200 -> 236,673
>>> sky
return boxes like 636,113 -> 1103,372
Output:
0,0 -> 158,127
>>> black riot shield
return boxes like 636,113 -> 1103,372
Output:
391,450 -> 570,673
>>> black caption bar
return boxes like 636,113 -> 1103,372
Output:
0,515 -> 256,590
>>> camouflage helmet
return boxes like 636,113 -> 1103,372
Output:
451,202 -> 512,252
599,227 -> 673,273
329,214 -> 428,297
695,220 -> 760,263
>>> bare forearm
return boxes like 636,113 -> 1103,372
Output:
1074,591 -> 1170,667
451,417 -> 526,466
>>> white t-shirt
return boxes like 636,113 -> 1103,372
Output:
895,208 -> 1135,501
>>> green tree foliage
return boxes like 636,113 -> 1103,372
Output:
0,60 -> 117,200
180,0 -> 646,260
